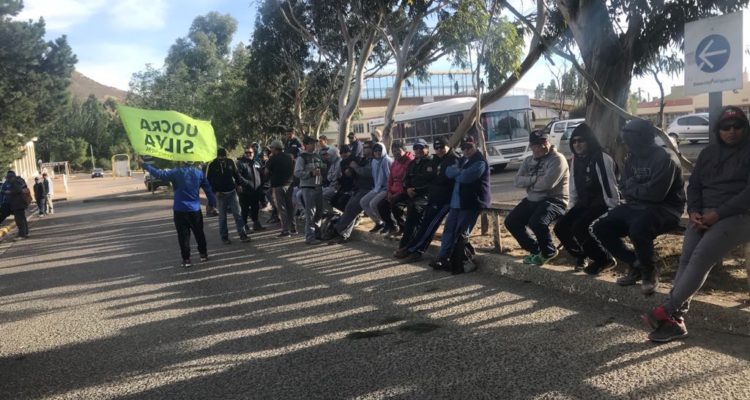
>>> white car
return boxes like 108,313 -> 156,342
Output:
544,118 -> 585,148
667,113 -> 709,144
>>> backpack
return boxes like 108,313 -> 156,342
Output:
21,185 -> 32,207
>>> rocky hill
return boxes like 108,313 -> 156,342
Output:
69,71 -> 127,102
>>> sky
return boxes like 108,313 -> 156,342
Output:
15,1 -> 749,101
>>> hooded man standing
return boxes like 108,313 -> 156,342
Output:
206,148 -> 248,244
0,171 -> 30,238
553,123 -> 619,273
295,135 -> 326,244
505,130 -> 569,266
592,119 -> 685,295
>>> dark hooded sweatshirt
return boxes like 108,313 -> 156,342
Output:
687,106 -> 750,219
568,123 -> 619,209
620,119 -> 686,218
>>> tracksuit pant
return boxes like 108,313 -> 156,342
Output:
553,205 -> 610,262
173,210 -> 207,261
272,186 -> 297,234
407,203 -> 450,254
334,189 -> 369,239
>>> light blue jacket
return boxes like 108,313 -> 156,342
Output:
370,154 -> 392,193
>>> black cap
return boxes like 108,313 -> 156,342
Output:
433,137 -> 449,148
217,148 -> 227,157
528,130 -> 549,145
460,136 -> 477,149
413,138 -> 428,149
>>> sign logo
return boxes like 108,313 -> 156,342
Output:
695,34 -> 731,73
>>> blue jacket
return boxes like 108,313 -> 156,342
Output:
447,151 -> 491,209
370,154 -> 392,193
144,164 -> 216,212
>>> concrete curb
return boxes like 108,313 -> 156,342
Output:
352,229 -> 750,336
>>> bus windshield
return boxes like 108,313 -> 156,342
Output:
481,110 -> 530,142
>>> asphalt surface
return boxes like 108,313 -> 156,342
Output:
2,173 -> 748,400
490,142 -> 706,203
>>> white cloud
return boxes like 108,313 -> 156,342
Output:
77,43 -> 163,90
107,0 -> 169,31
15,0 -> 106,31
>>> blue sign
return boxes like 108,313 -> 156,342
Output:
695,34 -> 731,73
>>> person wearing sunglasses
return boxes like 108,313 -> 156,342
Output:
642,106 -> 750,343
591,119 -> 685,296
237,145 -> 266,233
554,123 -> 619,273
505,130 -> 569,266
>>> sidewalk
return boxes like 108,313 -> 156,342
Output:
352,228 -> 750,336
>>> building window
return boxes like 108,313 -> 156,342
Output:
353,123 -> 365,134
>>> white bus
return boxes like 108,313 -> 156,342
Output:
393,95 -> 533,170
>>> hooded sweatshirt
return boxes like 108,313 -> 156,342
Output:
206,158 -> 241,193
387,151 -> 414,196
325,146 -> 342,186
687,106 -> 750,218
294,149 -> 326,188
514,147 -> 569,204
370,143 -> 392,193
620,119 -> 686,218
567,123 -> 620,209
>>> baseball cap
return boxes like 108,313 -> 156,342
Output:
433,137 -> 449,148
460,136 -> 476,149
269,140 -> 283,150
717,106 -> 749,126
528,130 -> 550,145
413,138 -> 428,149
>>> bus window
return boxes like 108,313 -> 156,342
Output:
403,121 -> 416,138
449,113 -> 463,131
432,116 -> 450,135
483,110 -> 529,142
395,123 -> 404,140
416,119 -> 431,138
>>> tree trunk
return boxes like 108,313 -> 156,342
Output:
293,86 -> 305,137
337,31 -> 377,145
584,58 -> 633,163
652,70 -> 665,129
381,62 -> 406,150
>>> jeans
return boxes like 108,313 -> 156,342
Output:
173,210 -> 207,261
335,189 -> 369,239
0,203 -> 28,237
437,208 -> 481,259
216,191 -> 246,240
407,203 -> 450,254
553,205 -> 610,262
301,187 -> 324,242
504,198 -> 566,257
591,204 -> 679,271
272,186 -> 297,233
360,190 -> 387,225
37,197 -> 46,215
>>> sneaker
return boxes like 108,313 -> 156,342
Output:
240,236 -> 251,243
616,268 -> 642,286
393,248 -> 410,259
278,231 -> 291,237
574,257 -> 588,272
181,259 -> 192,268
222,238 -> 231,245
429,258 -> 448,270
522,253 -> 539,264
380,226 -> 397,236
253,222 -> 266,231
403,252 -> 423,263
327,235 -> 348,245
199,254 -> 209,262
531,249 -> 559,265
641,305 -> 671,331
648,318 -> 688,343
584,258 -> 617,276
641,268 -> 660,296
290,229 -> 299,236
368,223 -> 385,233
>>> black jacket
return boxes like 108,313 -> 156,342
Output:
33,181 -> 46,200
206,158 -> 241,193
403,155 -> 435,198
428,151 -> 458,206
266,152 -> 295,187
237,157 -> 263,191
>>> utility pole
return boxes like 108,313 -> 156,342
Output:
90,144 -> 95,169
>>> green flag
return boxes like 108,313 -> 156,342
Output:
117,105 -> 217,162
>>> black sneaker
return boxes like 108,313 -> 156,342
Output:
393,248 -> 410,259
253,222 -> 266,231
327,235 -> 347,245
199,254 -> 209,262
616,268 -> 642,286
574,257 -> 588,272
648,318 -> 688,343
240,236 -> 251,243
290,229 -> 299,236
429,258 -> 448,271
584,258 -> 616,276
277,231 -> 291,237
222,238 -> 231,245
403,252 -> 423,263
181,259 -> 192,268
368,223 -> 385,233
641,268 -> 660,296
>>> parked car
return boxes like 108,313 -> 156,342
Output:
144,171 -> 170,192
558,121 -> 678,160
91,168 -> 104,178
667,113 -> 709,144
544,118 -> 585,148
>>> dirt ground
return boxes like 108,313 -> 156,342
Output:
360,217 -> 750,305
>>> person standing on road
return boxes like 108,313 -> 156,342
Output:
553,123 -> 619,273
206,148 -> 249,244
505,130 -> 569,266
237,145 -> 266,233
139,159 -> 216,268
0,171 -> 30,238
591,119 -> 685,296
295,135 -> 326,244
266,140 -> 297,237
33,176 -> 47,216
42,172 -> 53,215
429,137 -> 491,274
642,106 -> 750,343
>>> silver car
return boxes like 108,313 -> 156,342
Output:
667,113 -> 709,144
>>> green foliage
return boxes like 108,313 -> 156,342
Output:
0,3 -> 76,167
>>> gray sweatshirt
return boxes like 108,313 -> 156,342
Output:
514,149 -> 569,204
687,138 -> 750,218
294,151 -> 325,188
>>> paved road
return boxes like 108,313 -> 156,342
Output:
1,175 -> 748,400
490,143 -> 706,203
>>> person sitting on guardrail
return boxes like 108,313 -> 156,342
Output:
429,136 -> 491,274
642,106 -> 750,343
376,140 -> 413,237
321,145 -> 342,216
326,141 -> 375,244
553,123 -> 619,273
0,171 -> 30,239
206,148 -> 249,244
360,143 -> 392,233
392,139 -> 433,243
591,119 -> 685,296
394,137 -> 457,263
505,130 -> 569,266
138,159 -> 216,268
